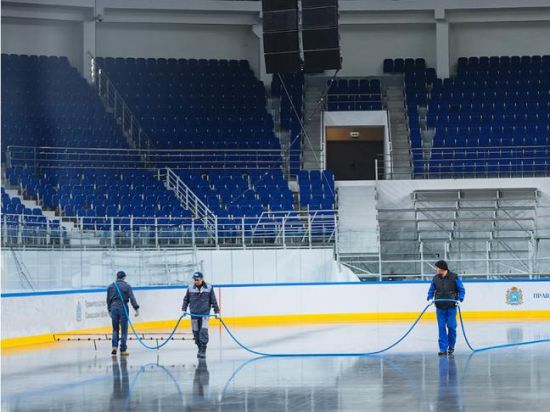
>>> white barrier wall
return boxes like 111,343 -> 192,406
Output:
1,247 -> 355,291
2,280 -> 549,341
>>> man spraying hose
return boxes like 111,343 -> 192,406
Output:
106,271 -> 140,356
182,272 -> 220,359
427,260 -> 466,356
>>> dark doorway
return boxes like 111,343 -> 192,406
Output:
326,126 -> 384,180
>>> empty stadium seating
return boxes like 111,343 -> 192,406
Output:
91,56 -> 313,217
1,54 -> 337,243
5,167 -> 191,227
176,169 -> 294,216
387,55 -> 550,178
95,57 -> 279,151
298,170 -> 336,210
383,57 -> 427,74
1,186 -> 63,244
327,78 -> 382,111
1,54 -> 128,156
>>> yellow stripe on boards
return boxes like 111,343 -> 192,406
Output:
218,310 -> 550,327
2,310 -> 549,350
1,319 -> 192,350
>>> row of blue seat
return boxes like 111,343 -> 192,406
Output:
383,58 -> 427,73
1,54 -> 129,153
1,187 -> 62,233
328,79 -> 382,94
457,55 -> 550,69
100,56 -> 276,154
298,171 -> 336,210
328,102 -> 383,111
403,56 -> 550,178
97,56 -> 250,69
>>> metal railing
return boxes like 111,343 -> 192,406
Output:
91,56 -> 298,177
7,146 -> 289,172
344,256 -> 550,281
159,167 -> 217,235
93,57 -> 152,150
0,210 -> 337,249
376,145 -> 550,180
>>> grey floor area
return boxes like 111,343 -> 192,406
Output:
2,321 -> 550,411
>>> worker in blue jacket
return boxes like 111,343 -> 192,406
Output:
106,271 -> 140,356
182,272 -> 220,359
427,260 -> 466,356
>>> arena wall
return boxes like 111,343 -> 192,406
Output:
2,279 -> 549,347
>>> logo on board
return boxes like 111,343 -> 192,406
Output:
76,301 -> 82,322
505,287 -> 523,305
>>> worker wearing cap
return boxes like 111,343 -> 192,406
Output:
182,272 -> 220,358
427,260 -> 466,356
106,271 -> 140,356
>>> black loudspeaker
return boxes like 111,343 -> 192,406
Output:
263,10 -> 298,32
301,6 -> 338,29
302,28 -> 339,50
302,0 -> 341,72
262,0 -> 297,12
264,32 -> 300,54
262,0 -> 300,73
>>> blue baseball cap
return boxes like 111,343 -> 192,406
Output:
116,271 -> 127,279
192,272 -> 203,280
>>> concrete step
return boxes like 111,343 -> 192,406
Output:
385,81 -> 412,169
392,140 -> 410,145
386,87 -> 403,93
386,97 -> 405,102
391,128 -> 409,134
392,127 -> 408,132
390,118 -> 407,123
5,189 -> 45,213
389,113 -> 407,119
5,188 -> 75,230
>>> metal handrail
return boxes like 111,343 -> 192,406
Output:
412,145 -> 550,152
93,57 -> 153,150
375,146 -> 550,180
0,211 -> 337,249
7,145 -> 289,153
7,145 -> 288,171
159,167 -> 217,235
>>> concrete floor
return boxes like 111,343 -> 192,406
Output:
2,321 -> 550,411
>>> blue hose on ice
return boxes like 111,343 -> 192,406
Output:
113,282 -> 550,355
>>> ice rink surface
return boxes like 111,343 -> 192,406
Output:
2,320 -> 550,411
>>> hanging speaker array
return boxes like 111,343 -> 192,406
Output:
301,0 -> 341,72
262,0 -> 301,73
262,0 -> 341,73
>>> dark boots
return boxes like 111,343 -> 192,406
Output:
197,345 -> 207,359
193,329 -> 207,358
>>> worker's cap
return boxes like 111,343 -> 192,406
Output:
192,272 -> 204,280
116,271 -> 127,279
